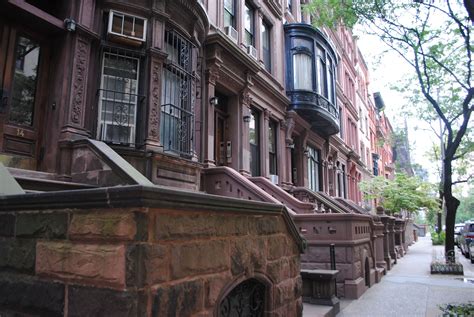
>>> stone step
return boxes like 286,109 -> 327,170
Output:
14,176 -> 97,192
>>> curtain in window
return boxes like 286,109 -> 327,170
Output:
293,53 -> 312,90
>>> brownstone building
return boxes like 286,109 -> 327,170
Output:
0,0 -> 400,315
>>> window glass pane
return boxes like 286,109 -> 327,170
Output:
244,4 -> 254,46
307,146 -> 320,191
134,18 -> 144,39
99,52 -> 139,145
249,109 -> 260,176
112,13 -> 123,33
224,0 -> 234,12
9,36 -> 40,126
269,120 -> 277,175
293,53 -> 312,90
262,21 -> 271,72
123,15 -> 134,36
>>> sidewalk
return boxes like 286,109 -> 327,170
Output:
304,236 -> 474,317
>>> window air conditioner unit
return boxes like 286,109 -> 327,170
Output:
108,10 -> 147,43
247,45 -> 257,60
270,174 -> 279,184
224,26 -> 238,43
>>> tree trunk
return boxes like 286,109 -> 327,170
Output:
443,158 -> 460,262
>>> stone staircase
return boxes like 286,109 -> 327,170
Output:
7,167 -> 97,193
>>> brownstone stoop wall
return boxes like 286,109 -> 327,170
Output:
0,185 -> 304,316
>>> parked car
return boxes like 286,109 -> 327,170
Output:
459,221 -> 474,259
455,223 -> 464,246
469,241 -> 474,264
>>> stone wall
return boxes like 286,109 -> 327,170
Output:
0,185 -> 304,316
293,213 -> 377,299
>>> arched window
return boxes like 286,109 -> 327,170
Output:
219,278 -> 266,316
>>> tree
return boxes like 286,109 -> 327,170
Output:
305,0 -> 473,259
360,173 -> 439,217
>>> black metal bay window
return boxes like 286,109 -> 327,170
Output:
284,23 -> 339,137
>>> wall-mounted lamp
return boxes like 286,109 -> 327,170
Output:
64,18 -> 77,32
243,115 -> 251,123
209,96 -> 219,106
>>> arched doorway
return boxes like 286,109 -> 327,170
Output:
365,257 -> 370,287
219,278 -> 266,317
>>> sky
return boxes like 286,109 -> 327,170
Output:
355,32 -> 442,183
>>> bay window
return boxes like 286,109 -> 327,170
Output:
293,51 -> 313,90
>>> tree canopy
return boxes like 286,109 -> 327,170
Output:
360,173 -> 439,215
305,0 -> 473,256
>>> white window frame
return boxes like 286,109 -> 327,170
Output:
107,10 -> 148,42
97,52 -> 140,145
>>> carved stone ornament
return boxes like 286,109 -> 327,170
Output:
285,111 -> 296,143
240,88 -> 252,106
149,62 -> 161,138
71,38 -> 89,124
205,67 -> 220,85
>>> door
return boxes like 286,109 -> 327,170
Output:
215,112 -> 227,166
0,24 -> 49,167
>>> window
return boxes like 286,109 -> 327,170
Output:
316,45 -> 327,97
287,0 -> 292,12
261,20 -> 271,72
249,108 -> 260,176
269,120 -> 277,175
9,36 -> 40,126
97,51 -> 140,145
372,153 -> 379,176
307,146 -> 321,192
108,10 -> 147,42
161,29 -> 195,156
339,107 -> 344,138
244,3 -> 254,46
328,59 -> 335,103
224,0 -> 235,28
293,52 -> 312,90
337,163 -> 347,198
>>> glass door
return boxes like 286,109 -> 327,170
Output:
0,24 -> 48,166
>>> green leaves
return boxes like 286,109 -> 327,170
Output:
360,173 -> 440,214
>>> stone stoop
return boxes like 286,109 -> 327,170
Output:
0,185 -> 306,316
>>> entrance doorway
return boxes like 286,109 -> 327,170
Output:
214,93 -> 229,166
0,23 -> 49,167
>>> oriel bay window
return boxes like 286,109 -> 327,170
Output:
161,29 -> 196,157
292,48 -> 313,91
307,146 -> 322,192
97,50 -> 142,145
284,24 -> 339,136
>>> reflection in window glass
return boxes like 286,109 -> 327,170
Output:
224,0 -> 235,27
244,3 -> 254,46
307,146 -> 321,192
249,109 -> 260,176
293,53 -> 312,90
9,36 -> 40,126
262,21 -> 271,72
269,120 -> 277,175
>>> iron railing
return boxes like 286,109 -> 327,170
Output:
160,103 -> 194,156
97,88 -> 145,146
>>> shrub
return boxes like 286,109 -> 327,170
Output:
439,302 -> 474,316
432,231 -> 445,245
